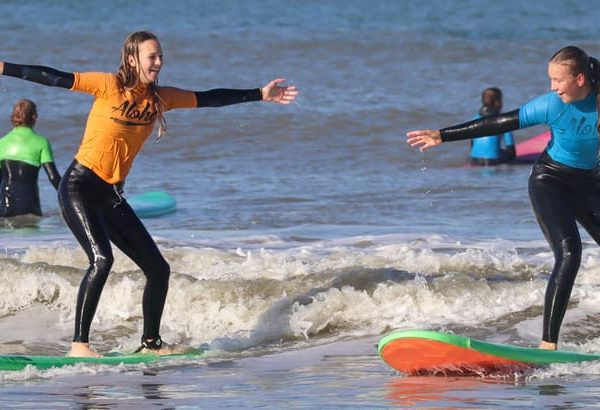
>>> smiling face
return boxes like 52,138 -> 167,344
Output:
548,61 -> 588,104
128,39 -> 163,85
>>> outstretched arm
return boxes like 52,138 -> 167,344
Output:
195,78 -> 298,108
1,61 -> 74,88
195,88 -> 263,107
407,109 -> 520,151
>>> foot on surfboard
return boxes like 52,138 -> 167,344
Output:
134,336 -> 178,355
67,342 -> 102,358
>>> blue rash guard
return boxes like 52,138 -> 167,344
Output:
519,91 -> 599,169
470,114 -> 515,160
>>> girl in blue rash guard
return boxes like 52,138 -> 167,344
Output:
406,46 -> 600,351
469,87 -> 516,166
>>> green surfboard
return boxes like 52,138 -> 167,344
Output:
0,349 -> 205,371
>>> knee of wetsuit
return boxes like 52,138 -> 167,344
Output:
156,258 -> 170,285
560,237 -> 581,258
551,238 -> 582,278
93,254 -> 114,274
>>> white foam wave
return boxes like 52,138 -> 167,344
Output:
2,233 -> 600,353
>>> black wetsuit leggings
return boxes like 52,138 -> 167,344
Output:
58,160 -> 170,344
1,160 -> 43,217
529,152 -> 600,343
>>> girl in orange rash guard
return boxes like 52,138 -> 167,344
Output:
0,31 -> 298,358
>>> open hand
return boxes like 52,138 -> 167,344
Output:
261,78 -> 298,104
406,129 -> 442,151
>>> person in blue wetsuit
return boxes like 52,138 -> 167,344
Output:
469,87 -> 516,166
406,46 -> 600,351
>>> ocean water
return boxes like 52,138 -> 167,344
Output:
1,0 -> 600,407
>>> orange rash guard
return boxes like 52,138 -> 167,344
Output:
71,72 -> 197,184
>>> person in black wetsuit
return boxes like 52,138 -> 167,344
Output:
0,31 -> 298,357
407,46 -> 600,350
0,99 -> 60,218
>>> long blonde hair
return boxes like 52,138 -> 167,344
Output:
116,31 -> 167,140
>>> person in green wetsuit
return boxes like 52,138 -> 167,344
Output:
0,99 -> 61,217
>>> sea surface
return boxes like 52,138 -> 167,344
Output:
1,0 -> 600,408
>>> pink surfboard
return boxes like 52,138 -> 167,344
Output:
515,130 -> 551,163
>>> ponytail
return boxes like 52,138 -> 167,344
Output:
589,56 -> 600,134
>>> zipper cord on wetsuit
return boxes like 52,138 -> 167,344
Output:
112,184 -> 123,208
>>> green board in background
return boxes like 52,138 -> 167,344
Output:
129,191 -> 177,218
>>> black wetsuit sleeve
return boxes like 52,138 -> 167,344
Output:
43,162 -> 61,189
440,109 -> 520,142
194,88 -> 262,107
3,62 -> 74,89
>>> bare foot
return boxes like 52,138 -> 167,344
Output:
539,340 -> 557,351
68,342 -> 102,357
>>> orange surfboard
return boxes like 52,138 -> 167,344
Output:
378,330 -> 600,376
